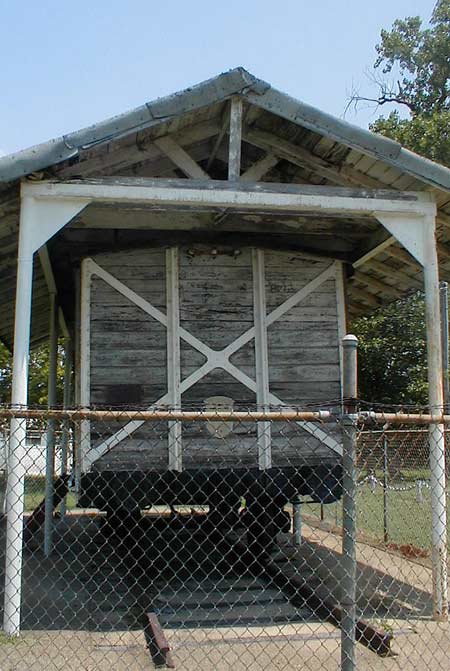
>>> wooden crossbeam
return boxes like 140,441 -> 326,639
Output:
59,121 -> 221,177
154,136 -> 210,180
243,127 -> 350,187
240,153 -> 279,182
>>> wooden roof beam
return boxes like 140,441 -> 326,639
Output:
364,258 -> 423,289
347,285 -> 381,308
386,245 -> 419,268
240,153 -> 279,182
153,136 -> 210,180
206,104 -> 230,171
244,126 -> 450,235
243,127 -> 351,186
59,121 -> 221,178
352,271 -> 399,296
228,97 -> 243,181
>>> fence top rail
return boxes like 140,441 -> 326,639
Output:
2,407 -> 450,425
0,407 -> 335,423
360,411 -> 450,425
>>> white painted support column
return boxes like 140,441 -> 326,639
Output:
252,249 -> 272,469
3,190 -> 89,636
44,292 -> 58,557
79,260 -> 92,477
59,337 -> 73,520
423,217 -> 448,621
166,248 -> 182,471
3,196 -> 35,636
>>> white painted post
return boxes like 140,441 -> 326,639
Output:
59,338 -> 72,520
3,196 -> 35,636
166,247 -> 182,471
79,260 -> 92,483
423,219 -> 448,621
252,249 -> 272,469
44,293 -> 58,557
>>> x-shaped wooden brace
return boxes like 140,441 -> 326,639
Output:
82,256 -> 342,469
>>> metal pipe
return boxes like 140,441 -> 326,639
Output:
424,223 -> 448,621
0,408 -> 335,422
59,338 -> 72,520
44,294 -> 58,557
293,497 -> 302,546
440,281 -> 449,412
341,334 -> 358,671
3,197 -> 34,636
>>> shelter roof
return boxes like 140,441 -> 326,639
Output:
1,67 -> 449,348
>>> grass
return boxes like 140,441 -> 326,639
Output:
0,632 -> 23,646
305,480 -> 441,551
0,470 -> 443,552
0,474 -> 77,512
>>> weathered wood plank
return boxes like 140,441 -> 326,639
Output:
228,97 -> 243,181
154,136 -> 210,180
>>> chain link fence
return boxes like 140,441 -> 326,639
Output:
0,404 -> 449,670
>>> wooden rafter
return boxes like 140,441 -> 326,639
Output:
347,285 -> 381,308
364,258 -> 423,289
352,271 -> 399,296
59,121 -> 221,178
154,136 -> 210,180
240,153 -> 279,182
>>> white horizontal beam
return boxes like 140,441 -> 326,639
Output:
23,179 -> 436,219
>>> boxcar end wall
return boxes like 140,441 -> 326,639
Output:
77,245 -> 345,510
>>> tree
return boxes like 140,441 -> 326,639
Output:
353,293 -> 428,405
366,0 -> 450,160
0,340 -> 65,407
352,1 -> 450,405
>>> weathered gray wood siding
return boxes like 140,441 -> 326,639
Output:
87,245 -> 342,471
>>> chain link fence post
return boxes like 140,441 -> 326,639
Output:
383,435 -> 389,544
341,334 -> 358,671
292,496 -> 302,546
59,338 -> 73,520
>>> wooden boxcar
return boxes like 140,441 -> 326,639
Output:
77,243 -> 345,521
3,67 -> 446,550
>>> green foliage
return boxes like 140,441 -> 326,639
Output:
370,109 -> 450,164
367,1 -> 450,163
373,1 -> 450,116
352,293 -> 428,405
355,3 -> 450,405
0,340 -> 65,407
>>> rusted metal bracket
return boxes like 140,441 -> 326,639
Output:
145,612 -> 176,668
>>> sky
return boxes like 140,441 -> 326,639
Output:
0,0 -> 437,157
